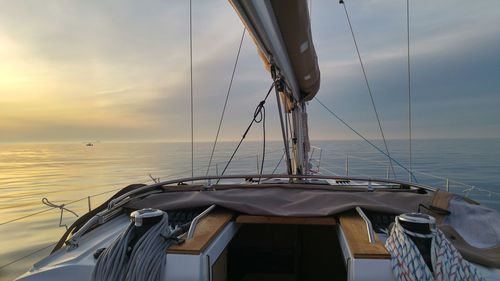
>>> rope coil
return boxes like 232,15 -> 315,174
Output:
92,212 -> 177,281
218,81 -> 276,181
385,218 -> 484,281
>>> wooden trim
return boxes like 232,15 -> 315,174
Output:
236,215 -> 337,225
167,211 -> 233,255
339,212 -> 390,259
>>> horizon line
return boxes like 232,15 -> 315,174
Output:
1,136 -> 499,145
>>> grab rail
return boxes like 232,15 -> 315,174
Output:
355,207 -> 375,244
187,204 -> 216,239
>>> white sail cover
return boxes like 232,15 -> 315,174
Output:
229,0 -> 320,101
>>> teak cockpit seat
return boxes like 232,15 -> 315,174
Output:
167,210 -> 233,254
335,211 -> 395,280
338,211 -> 390,259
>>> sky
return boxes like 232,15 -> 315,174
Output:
0,0 -> 499,143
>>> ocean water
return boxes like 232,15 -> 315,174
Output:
1,139 -> 499,280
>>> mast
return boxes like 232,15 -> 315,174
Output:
229,0 -> 320,175
290,101 -> 310,174
274,74 -> 310,175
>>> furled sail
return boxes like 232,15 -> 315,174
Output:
229,0 -> 320,101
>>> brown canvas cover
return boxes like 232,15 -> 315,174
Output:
270,0 -> 320,101
432,191 -> 500,268
230,0 -> 320,101
127,186 -> 431,217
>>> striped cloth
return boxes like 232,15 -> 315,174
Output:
385,220 -> 484,281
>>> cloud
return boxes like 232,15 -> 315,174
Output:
0,0 -> 499,142
307,0 -> 500,140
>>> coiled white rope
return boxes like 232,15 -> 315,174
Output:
92,213 -> 173,281
385,220 -> 484,281
92,222 -> 135,281
125,214 -> 173,281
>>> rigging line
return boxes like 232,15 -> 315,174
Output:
1,180 -> 145,227
0,241 -> 58,270
217,82 -> 276,182
189,0 -> 194,178
206,28 -> 246,176
42,197 -> 78,230
41,198 -> 78,218
0,208 -> 54,226
0,198 -> 84,226
339,0 -> 396,179
286,110 -> 293,149
259,105 -> 266,183
407,0 -> 413,182
315,97 -> 418,182
272,150 -> 286,174
0,187 -> 122,226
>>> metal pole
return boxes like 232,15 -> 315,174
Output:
274,80 -> 293,175
446,178 -> 449,192
407,0 -> 413,185
189,0 -> 194,179
318,149 -> 323,173
346,154 -> 349,176
87,196 -> 91,212
289,102 -> 308,175
256,155 -> 260,173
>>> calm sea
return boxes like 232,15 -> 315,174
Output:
1,139 -> 499,280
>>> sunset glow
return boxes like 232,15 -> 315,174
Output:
1,0 -> 499,143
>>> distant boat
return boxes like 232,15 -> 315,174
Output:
85,143 -> 94,147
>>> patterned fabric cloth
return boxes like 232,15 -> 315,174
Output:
385,220 -> 484,281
